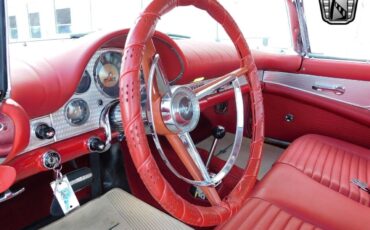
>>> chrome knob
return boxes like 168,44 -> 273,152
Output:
42,151 -> 61,169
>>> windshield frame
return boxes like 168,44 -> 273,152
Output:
0,0 -> 8,101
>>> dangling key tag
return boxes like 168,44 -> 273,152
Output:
50,165 -> 80,214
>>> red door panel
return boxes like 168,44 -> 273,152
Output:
264,85 -> 370,149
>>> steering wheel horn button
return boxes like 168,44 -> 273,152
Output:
161,86 -> 200,133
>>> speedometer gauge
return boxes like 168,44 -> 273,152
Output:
94,51 -> 122,98
65,99 -> 90,126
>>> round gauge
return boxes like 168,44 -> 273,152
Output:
94,51 -> 122,98
64,99 -> 90,126
75,71 -> 91,94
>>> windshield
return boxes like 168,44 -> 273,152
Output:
6,0 -> 292,53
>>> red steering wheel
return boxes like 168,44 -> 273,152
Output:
119,0 -> 264,227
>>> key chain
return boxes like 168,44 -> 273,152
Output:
50,164 -> 80,214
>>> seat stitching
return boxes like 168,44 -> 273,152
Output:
247,197 -> 321,229
319,145 -> 331,184
311,142 -> 325,180
266,208 -> 282,230
303,139 -> 320,177
274,162 -> 317,179
337,149 -> 345,193
292,136 -> 310,167
302,137 -> 317,173
355,155 -> 361,203
318,138 -> 370,160
328,147 -> 339,190
236,199 -> 264,227
251,203 -> 273,227
346,152 -> 354,197
296,219 -> 304,230
242,198 -> 264,224
282,213 -> 293,229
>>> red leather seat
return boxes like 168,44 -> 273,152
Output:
220,135 -> 370,229
221,164 -> 370,229
277,134 -> 370,207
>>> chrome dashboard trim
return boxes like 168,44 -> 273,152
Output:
263,71 -> 370,110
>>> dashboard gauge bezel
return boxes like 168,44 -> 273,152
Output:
75,70 -> 92,95
64,98 -> 90,127
93,50 -> 122,98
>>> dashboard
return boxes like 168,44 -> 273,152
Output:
22,46 -> 246,155
0,29 -> 247,182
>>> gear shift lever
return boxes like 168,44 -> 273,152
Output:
205,126 -> 226,168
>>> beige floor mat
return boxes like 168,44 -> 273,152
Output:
196,133 -> 285,179
43,188 -> 191,230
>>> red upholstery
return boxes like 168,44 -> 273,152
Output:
218,198 -> 320,230
220,135 -> 370,229
278,134 -> 370,206
221,164 -> 370,229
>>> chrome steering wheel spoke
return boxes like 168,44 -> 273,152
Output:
195,75 -> 236,100
194,67 -> 248,100
178,132 -> 212,183
149,54 -> 171,97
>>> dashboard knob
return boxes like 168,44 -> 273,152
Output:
42,151 -> 61,169
35,123 -> 55,140
88,137 -> 106,152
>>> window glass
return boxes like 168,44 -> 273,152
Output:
8,16 -> 18,39
6,0 -> 292,53
29,12 -> 41,38
304,1 -> 370,60
156,0 -> 292,52
56,8 -> 71,34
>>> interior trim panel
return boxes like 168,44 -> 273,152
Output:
264,71 -> 370,110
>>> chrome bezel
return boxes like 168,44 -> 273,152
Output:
64,98 -> 90,127
93,50 -> 122,99
74,70 -> 92,95
42,150 -> 61,169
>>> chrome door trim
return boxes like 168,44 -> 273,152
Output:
263,71 -> 370,110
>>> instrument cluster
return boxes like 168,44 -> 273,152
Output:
21,48 -> 123,154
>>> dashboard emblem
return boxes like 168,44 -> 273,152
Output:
319,0 -> 358,25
